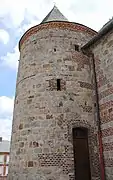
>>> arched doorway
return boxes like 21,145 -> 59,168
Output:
73,127 -> 91,180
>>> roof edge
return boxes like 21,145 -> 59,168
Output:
82,20 -> 113,49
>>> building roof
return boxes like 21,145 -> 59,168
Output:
82,18 -> 113,49
98,18 -> 113,33
0,140 -> 10,153
41,5 -> 68,24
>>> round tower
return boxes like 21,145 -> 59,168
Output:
8,6 -> 100,180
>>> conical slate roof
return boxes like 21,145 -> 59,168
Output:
41,5 -> 68,24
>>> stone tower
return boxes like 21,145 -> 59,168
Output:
8,6 -> 100,180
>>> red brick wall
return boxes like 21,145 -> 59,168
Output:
91,29 -> 113,179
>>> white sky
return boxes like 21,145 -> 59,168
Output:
0,0 -> 113,31
0,0 -> 113,140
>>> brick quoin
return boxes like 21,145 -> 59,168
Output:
103,142 -> 113,151
100,101 -> 113,110
104,159 -> 113,167
99,87 -> 113,100
102,127 -> 113,137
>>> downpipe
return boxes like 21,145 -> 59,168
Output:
91,52 -> 106,180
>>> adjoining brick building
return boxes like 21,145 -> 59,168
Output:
8,5 -> 113,180
0,137 -> 10,180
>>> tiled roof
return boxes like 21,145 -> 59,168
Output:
99,18 -> 113,33
82,18 -> 113,49
41,5 -> 68,24
0,140 -> 10,153
82,17 -> 113,49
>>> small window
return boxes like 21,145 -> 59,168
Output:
57,79 -> 61,91
34,40 -> 37,44
94,103 -> 96,107
54,48 -> 56,52
74,44 -> 79,51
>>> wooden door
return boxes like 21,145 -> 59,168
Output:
73,128 -> 91,180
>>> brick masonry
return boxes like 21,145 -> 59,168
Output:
8,22 -> 100,180
19,21 -> 97,50
90,29 -> 113,180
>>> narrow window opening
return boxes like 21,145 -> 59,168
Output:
34,40 -> 37,44
94,103 -> 96,107
54,48 -> 56,52
57,79 -> 61,91
74,44 -> 79,51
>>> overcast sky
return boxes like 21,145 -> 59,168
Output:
0,0 -> 113,140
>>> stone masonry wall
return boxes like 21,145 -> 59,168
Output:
8,22 -> 100,180
91,29 -> 113,180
